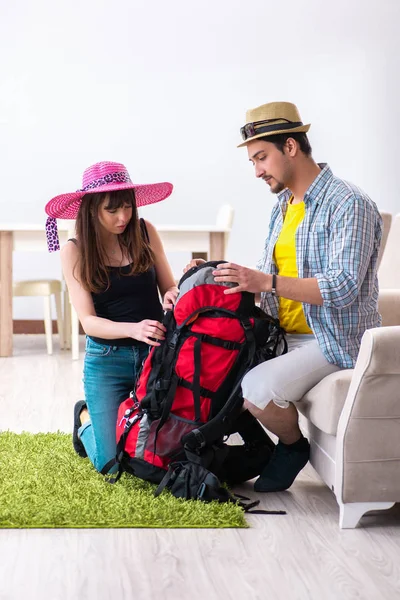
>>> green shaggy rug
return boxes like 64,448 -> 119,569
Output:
0,432 -> 246,529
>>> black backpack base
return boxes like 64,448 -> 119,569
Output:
154,460 -> 287,515
115,410 -> 275,488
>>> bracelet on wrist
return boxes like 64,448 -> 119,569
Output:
271,273 -> 277,296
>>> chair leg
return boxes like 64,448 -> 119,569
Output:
43,296 -> 53,355
339,501 -> 395,529
54,291 -> 64,350
71,305 -> 80,360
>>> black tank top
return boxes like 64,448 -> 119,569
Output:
70,219 -> 163,347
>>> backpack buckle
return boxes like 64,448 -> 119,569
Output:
184,428 -> 206,451
155,379 -> 170,391
168,332 -> 180,349
241,318 -> 252,331
197,482 -> 206,499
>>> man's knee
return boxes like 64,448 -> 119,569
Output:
242,358 -> 291,410
243,397 -> 274,418
244,397 -> 277,417
243,398 -> 252,412
244,397 -> 297,423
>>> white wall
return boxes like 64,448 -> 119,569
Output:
1,0 -> 400,318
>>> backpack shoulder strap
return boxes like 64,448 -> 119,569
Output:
140,218 -> 150,243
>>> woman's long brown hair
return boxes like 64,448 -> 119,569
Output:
74,189 -> 155,293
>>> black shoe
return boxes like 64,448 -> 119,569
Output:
73,400 -> 88,458
254,437 -> 310,492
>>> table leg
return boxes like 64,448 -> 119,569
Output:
0,231 -> 13,357
209,232 -> 225,261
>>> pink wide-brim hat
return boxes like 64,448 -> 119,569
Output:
44,161 -> 173,252
45,161 -> 173,219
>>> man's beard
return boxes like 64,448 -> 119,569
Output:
270,180 -> 285,194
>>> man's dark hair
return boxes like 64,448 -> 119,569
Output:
258,132 -> 312,157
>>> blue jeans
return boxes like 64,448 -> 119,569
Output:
79,337 -> 149,473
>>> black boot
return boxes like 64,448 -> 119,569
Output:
73,400 -> 88,458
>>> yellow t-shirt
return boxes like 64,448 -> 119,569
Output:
273,200 -> 313,334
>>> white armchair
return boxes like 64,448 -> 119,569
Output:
297,290 -> 400,528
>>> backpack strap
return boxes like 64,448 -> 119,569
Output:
192,333 -> 242,351
192,337 -> 202,424
100,410 -> 143,483
140,218 -> 150,242
177,378 -> 214,399
232,493 -> 287,515
182,317 -> 256,453
153,372 -> 179,438
99,460 -> 121,484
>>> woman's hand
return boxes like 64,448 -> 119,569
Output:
163,287 -> 179,311
131,320 -> 166,346
212,262 -> 270,294
183,258 -> 206,274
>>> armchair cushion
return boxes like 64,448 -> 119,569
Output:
297,369 -> 353,435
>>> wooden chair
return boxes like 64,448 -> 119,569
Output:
11,222 -> 68,355
13,279 -> 64,355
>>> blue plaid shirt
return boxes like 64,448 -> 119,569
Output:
258,164 -> 382,368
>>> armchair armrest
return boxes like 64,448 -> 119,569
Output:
336,326 -> 400,503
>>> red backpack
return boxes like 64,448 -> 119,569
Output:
105,262 -> 286,488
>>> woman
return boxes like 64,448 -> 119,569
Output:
45,161 -> 178,473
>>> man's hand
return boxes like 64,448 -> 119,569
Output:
183,258 -> 206,274
213,262 -> 270,295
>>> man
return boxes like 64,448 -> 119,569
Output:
189,101 -> 382,493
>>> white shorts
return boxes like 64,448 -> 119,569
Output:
241,334 -> 341,410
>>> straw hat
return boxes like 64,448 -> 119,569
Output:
44,161 -> 173,252
238,101 -> 310,147
45,161 -> 172,220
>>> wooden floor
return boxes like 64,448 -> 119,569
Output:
1,335 -> 400,600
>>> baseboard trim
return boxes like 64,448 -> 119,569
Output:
13,320 -> 84,334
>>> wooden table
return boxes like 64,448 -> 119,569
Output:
0,223 -> 229,357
